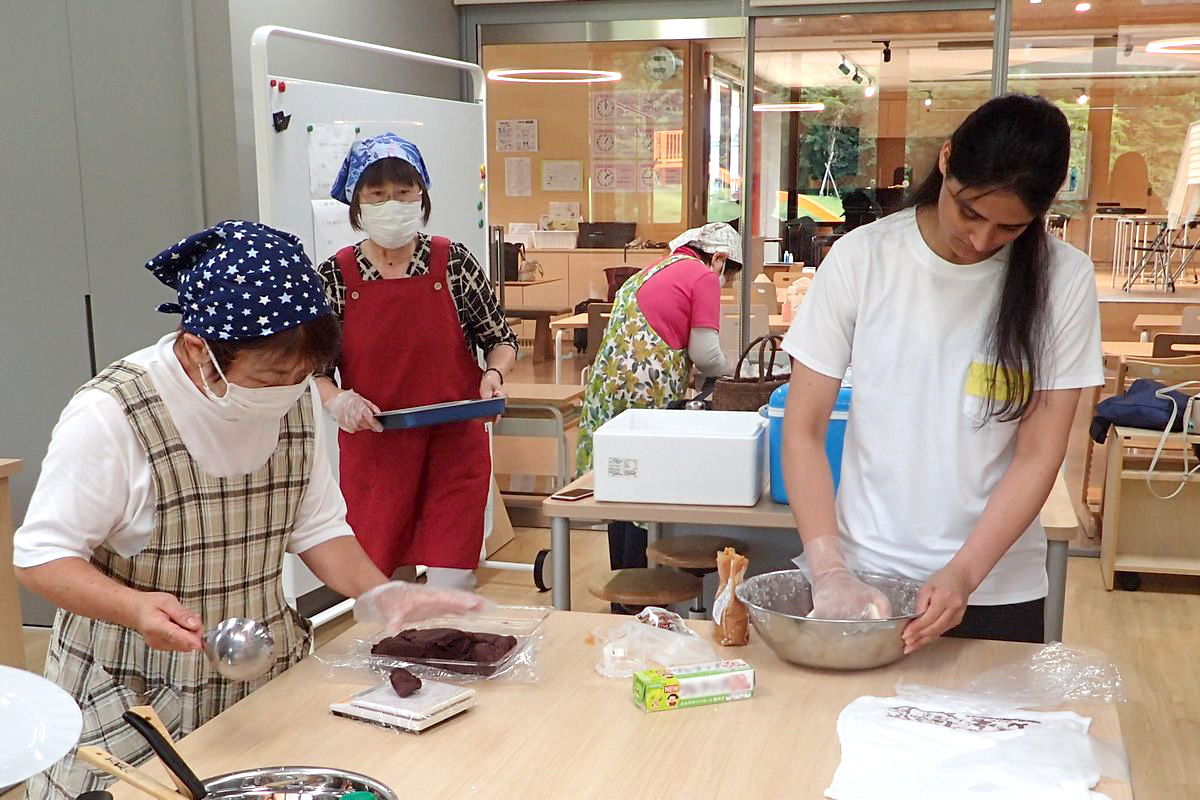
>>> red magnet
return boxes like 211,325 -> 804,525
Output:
278,81 -> 287,92
269,79 -> 277,88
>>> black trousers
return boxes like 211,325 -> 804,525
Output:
607,521 -> 648,614
944,597 -> 1045,644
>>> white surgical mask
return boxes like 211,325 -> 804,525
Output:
359,200 -> 423,249
200,342 -> 310,422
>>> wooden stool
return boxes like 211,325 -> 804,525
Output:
588,568 -> 701,613
646,535 -> 748,619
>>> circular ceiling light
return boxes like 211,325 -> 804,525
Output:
864,83 -> 877,98
487,68 -> 622,84
753,102 -> 827,113
1146,37 -> 1200,55
1074,2 -> 1091,12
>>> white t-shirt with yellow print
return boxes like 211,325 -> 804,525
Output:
783,208 -> 1103,605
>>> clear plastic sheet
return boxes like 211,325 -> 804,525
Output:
351,581 -> 495,634
319,605 -> 546,684
938,726 -> 1131,788
897,642 -> 1125,714
590,619 -> 717,678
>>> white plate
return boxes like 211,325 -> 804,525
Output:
0,666 -> 83,787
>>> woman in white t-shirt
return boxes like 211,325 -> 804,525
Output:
781,94 -> 1102,650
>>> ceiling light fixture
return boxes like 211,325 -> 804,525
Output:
1075,87 -> 1090,105
753,102 -> 827,113
1146,37 -> 1200,55
851,69 -> 864,84
872,40 -> 892,63
1074,1 -> 1091,12
923,91 -> 933,108
838,56 -> 852,76
1029,0 -> 1042,4
864,82 -> 877,98
486,68 -> 621,84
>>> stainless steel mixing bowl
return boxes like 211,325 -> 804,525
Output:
736,569 -> 921,670
203,767 -> 397,800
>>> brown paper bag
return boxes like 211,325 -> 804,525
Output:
713,547 -> 749,646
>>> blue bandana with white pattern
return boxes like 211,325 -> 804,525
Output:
330,132 -> 432,204
145,220 -> 331,342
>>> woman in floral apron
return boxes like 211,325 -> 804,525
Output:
575,223 -> 743,581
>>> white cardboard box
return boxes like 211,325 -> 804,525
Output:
593,409 -> 766,506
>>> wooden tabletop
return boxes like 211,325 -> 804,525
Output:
769,314 -> 788,335
505,383 -> 584,406
505,305 -> 572,317
504,278 -> 563,287
544,473 -> 1078,542
0,458 -> 21,480
1132,314 -> 1181,333
549,312 -> 597,332
107,612 -> 1130,800
1102,341 -> 1153,360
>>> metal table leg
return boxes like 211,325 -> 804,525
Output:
1044,539 -> 1068,643
554,329 -> 563,384
551,516 -> 572,610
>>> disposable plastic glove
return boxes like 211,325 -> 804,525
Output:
326,389 -> 383,433
804,536 -> 892,621
353,581 -> 496,634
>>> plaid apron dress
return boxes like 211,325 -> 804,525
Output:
28,362 -> 315,800
575,253 -> 695,475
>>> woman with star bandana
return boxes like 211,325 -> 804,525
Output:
14,221 -> 488,800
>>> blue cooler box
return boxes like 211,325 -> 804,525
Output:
767,382 -> 851,504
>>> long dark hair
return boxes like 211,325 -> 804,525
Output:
908,94 -> 1070,421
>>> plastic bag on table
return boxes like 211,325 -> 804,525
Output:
937,725 -> 1130,790
591,619 -> 717,679
634,607 -> 694,636
319,605 -> 546,685
896,642 -> 1125,714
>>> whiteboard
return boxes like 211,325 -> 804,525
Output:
259,76 -> 488,268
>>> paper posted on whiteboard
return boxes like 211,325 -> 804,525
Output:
311,199 -> 359,263
308,123 -> 357,200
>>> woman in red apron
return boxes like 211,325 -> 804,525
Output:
315,134 -> 517,591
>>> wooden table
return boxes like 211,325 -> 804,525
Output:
542,472 -> 1080,641
505,304 -> 571,364
1132,314 -> 1181,342
549,312 -> 594,384
0,458 -> 25,668
1102,340 -> 1153,364
108,612 -> 1131,800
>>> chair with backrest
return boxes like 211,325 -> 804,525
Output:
1181,306 -> 1200,334
583,302 -> 614,364
1152,332 -> 1200,357
1082,355 -> 1200,535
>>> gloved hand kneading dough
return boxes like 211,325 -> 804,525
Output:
804,535 -> 892,620
354,581 -> 495,634
326,388 -> 383,433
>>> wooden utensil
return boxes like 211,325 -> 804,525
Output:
125,707 -> 193,799
75,746 -> 181,800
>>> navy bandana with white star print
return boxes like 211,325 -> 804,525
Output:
145,220 -> 331,341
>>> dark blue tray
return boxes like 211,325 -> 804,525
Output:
376,396 -> 507,430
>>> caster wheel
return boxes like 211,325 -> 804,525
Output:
533,548 -> 552,592
1115,571 -> 1142,591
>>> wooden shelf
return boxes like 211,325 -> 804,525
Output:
1114,555 -> 1200,576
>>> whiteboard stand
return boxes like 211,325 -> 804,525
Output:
249,27 -> 538,622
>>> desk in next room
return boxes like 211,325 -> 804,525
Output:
542,472 -> 1079,641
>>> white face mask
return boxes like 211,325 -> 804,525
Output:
359,200 -> 423,249
199,342 -> 310,422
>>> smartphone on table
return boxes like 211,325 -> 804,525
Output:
550,487 -> 594,502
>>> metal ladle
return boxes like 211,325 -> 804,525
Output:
202,618 -> 274,682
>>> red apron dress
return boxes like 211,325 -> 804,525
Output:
335,237 -> 490,574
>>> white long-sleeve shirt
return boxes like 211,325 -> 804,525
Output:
14,333 -> 352,568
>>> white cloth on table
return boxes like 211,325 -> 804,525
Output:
826,695 -> 1112,800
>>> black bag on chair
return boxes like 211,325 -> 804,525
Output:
573,298 -> 604,352
503,242 -> 524,282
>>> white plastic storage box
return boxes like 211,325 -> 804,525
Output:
532,229 -> 578,249
593,409 -> 767,506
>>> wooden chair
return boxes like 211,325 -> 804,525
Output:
1152,332 -> 1200,357
583,302 -> 614,364
646,535 -> 748,619
588,568 -> 701,612
1181,306 -> 1200,334
1084,356 -> 1200,537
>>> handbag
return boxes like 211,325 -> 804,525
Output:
518,258 -> 544,282
712,335 -> 791,412
502,242 -> 524,282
